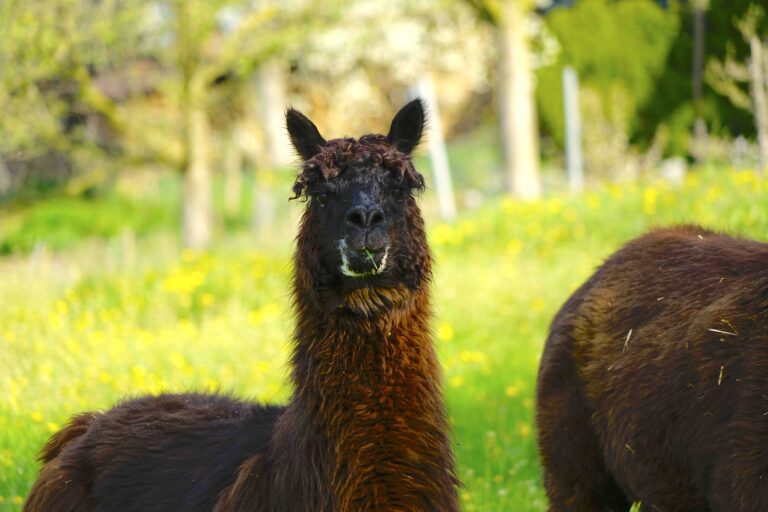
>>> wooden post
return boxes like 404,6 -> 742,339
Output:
562,66 -> 584,192
409,76 -> 457,222
252,60 -> 289,235
691,0 -> 709,163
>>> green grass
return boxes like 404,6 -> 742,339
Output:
1,167 -> 767,510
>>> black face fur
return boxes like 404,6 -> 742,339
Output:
287,100 -> 429,291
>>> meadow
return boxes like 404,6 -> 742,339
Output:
1,168 -> 767,511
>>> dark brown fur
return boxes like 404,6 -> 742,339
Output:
25,102 -> 459,511
536,225 -> 768,511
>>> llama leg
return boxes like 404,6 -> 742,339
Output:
537,335 -> 629,512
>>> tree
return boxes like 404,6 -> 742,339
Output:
464,0 -> 542,199
0,0 -> 146,197
1,0 -> 334,247
706,4 -> 768,173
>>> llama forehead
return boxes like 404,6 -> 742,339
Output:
332,165 -> 391,192
307,136 -> 411,180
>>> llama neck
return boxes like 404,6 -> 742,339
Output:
281,284 -> 459,511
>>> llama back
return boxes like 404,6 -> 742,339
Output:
537,225 -> 768,511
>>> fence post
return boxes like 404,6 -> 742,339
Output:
409,76 -> 457,222
563,66 -> 584,192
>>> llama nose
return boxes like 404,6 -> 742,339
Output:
345,206 -> 385,230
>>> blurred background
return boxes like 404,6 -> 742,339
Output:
1,0 -> 767,510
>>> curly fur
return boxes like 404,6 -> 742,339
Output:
291,135 -> 425,201
536,225 -> 768,511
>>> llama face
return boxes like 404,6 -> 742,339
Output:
287,100 -> 429,289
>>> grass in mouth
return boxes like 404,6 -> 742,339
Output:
364,249 -> 379,272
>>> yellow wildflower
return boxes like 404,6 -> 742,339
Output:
437,322 -> 454,341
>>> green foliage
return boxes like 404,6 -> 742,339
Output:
0,195 -> 175,254
537,0 -> 767,156
636,0 -> 768,152
537,0 -> 680,148
1,168 -> 767,510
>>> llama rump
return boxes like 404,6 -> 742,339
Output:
536,225 -> 768,511
24,99 -> 460,512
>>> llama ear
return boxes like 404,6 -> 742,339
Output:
387,99 -> 425,155
286,108 -> 327,161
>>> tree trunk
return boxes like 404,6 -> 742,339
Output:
182,76 -> 213,250
749,34 -> 768,174
251,60 -> 289,233
257,59 -> 292,168
0,158 -> 11,196
252,170 -> 275,237
498,1 -> 541,199
223,126 -> 244,221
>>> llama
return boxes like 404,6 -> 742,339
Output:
24,99 -> 460,512
536,225 -> 768,511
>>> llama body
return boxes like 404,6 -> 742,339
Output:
25,100 -> 459,512
536,225 -> 768,511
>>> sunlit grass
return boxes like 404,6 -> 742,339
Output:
1,168 -> 767,511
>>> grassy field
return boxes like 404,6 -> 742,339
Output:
1,168 -> 767,510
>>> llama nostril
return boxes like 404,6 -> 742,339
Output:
346,206 -> 385,230
345,207 -> 367,229
368,208 -> 385,228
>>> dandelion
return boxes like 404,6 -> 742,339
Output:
501,197 -> 517,215
55,300 -> 69,316
200,292 -> 215,307
734,170 -> 757,185
531,297 -> 546,312
459,351 -> 486,364
505,386 -> 520,398
430,224 -> 454,247
526,222 -> 542,237
449,375 -> 464,388
506,239 -> 522,256
437,322 -> 454,341
249,303 -> 282,325
546,197 -> 564,214
162,268 -> 206,295
643,187 -> 658,215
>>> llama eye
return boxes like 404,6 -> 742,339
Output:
315,194 -> 329,207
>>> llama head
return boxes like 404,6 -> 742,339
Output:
287,100 -> 431,306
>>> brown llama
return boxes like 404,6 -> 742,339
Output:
536,225 -> 768,511
24,99 -> 460,512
